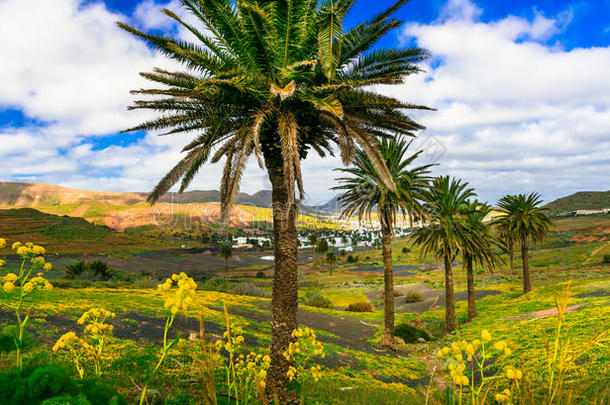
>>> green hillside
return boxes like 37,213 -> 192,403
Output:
544,191 -> 610,216
0,208 -> 173,254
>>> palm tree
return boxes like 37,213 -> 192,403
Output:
118,0 -> 428,399
325,251 -> 337,276
219,240 -> 233,272
412,177 -> 481,333
495,193 -> 551,294
334,137 -> 433,348
308,232 -> 319,264
461,200 -> 504,321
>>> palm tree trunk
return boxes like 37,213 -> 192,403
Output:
444,253 -> 457,332
265,164 -> 299,404
465,254 -> 476,321
380,220 -> 395,349
521,235 -> 531,294
508,239 -> 515,274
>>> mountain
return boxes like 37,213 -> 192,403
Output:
544,191 -> 610,216
0,182 -> 328,231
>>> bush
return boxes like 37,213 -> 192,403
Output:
0,326 -> 37,353
231,282 -> 269,298
346,301 -> 374,312
603,254 -> 610,264
394,323 -> 431,344
303,292 -> 332,309
346,255 -> 359,263
404,290 -> 423,303
256,271 -> 265,278
199,277 -> 233,292
0,363 -> 126,405
401,247 -> 411,254
65,261 -> 116,281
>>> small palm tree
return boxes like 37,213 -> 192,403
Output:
461,200 -> 504,321
495,193 -> 551,293
308,232 -> 319,264
412,177 -> 481,333
119,0 -> 428,399
219,240 -> 233,272
334,136 -> 433,347
325,251 -> 337,276
315,238 -> 329,263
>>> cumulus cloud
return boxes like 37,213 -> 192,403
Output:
0,0 -> 608,205
376,0 -> 610,203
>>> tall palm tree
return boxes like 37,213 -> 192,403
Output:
412,177 -> 482,333
118,0 -> 429,400
334,137 -> 433,348
308,232 -> 319,265
461,200 -> 504,321
495,193 -> 551,294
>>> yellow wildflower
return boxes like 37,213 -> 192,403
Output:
11,242 -> 21,250
23,282 -> 34,293
3,273 -> 18,283
43,262 -> 53,272
481,329 -> 492,342
3,281 -> 15,293
494,341 -> 507,351
0,238 -> 6,249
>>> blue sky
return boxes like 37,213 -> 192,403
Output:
0,0 -> 609,205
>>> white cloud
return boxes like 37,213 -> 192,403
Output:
376,0 -> 610,203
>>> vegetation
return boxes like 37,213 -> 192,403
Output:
543,190 -> 610,216
411,177 -> 480,332
118,0 -> 428,399
346,301 -> 375,313
495,193 -> 552,294
394,323 -> 430,344
303,292 -> 332,309
335,136 -> 432,348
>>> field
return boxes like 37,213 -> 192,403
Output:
0,214 -> 608,404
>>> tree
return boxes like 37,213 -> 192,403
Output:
219,240 -> 233,272
494,193 -> 551,294
118,0 -> 428,400
325,251 -> 337,276
316,239 -> 329,261
334,136 -> 433,348
411,177 -> 480,333
308,232 -> 319,265
461,200 -> 504,321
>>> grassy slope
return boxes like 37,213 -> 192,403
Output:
544,190 -> 610,216
0,208 -> 176,254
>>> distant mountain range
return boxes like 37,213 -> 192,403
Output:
0,182 -> 337,231
543,190 -> 610,216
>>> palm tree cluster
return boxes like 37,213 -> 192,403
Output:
120,0 -> 552,400
120,0 -> 429,401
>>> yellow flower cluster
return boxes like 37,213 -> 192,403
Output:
495,388 -> 512,403
53,331 -> 91,353
448,362 -> 469,386
2,273 -> 18,293
12,242 -> 46,258
0,238 -> 6,249
157,272 -> 197,315
235,352 -> 271,389
216,325 -> 245,353
505,366 -> 523,380
283,327 -> 325,383
78,308 -> 116,336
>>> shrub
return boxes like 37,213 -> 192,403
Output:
346,301 -> 374,312
0,326 -> 37,353
394,323 -> 431,343
231,282 -> 269,298
199,277 -> 232,292
404,290 -> 423,303
256,271 -> 265,278
0,363 -> 126,405
603,254 -> 610,264
65,261 -> 116,281
346,255 -> 359,263
401,247 -> 411,254
303,292 -> 332,309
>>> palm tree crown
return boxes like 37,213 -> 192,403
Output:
495,193 -> 552,245
333,136 -> 434,230
412,176 -> 482,260
119,0 -> 430,218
